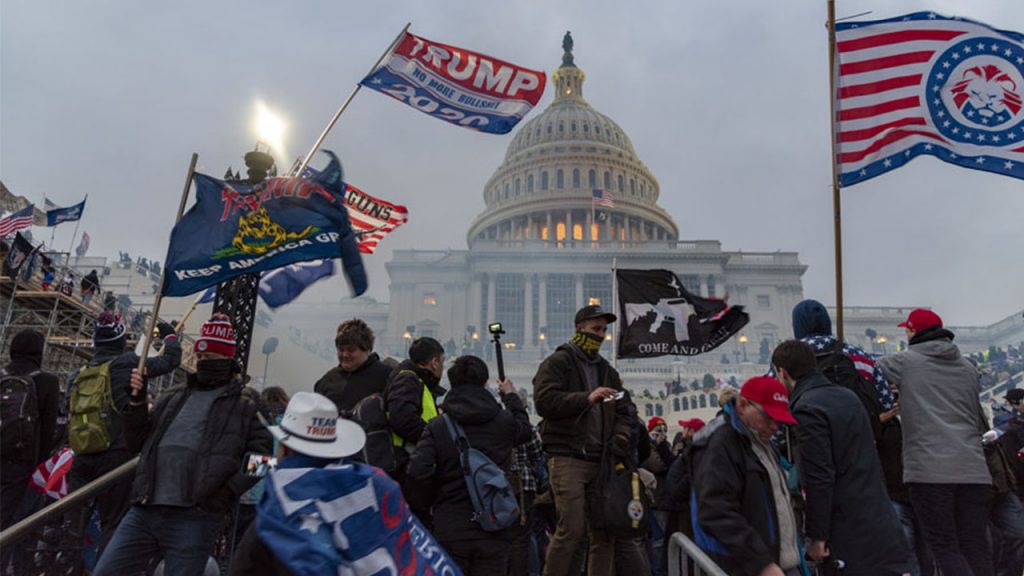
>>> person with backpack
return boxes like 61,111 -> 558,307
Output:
386,336 -> 447,478
406,355 -> 532,576
878,308 -> 995,576
772,340 -> 910,576
1,329 -> 60,529
93,314 -> 272,576
66,310 -> 181,552
314,318 -> 392,413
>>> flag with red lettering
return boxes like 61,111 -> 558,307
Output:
301,167 -> 408,254
258,458 -> 462,576
835,12 -> 1024,186
361,31 -> 546,134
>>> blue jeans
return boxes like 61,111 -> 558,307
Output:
990,491 -> 1024,576
892,499 -> 932,576
93,505 -> 224,576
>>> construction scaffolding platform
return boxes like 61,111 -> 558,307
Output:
0,275 -> 196,385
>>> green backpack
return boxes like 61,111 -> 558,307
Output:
69,362 -> 117,454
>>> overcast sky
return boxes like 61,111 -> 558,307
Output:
2,0 -> 1022,328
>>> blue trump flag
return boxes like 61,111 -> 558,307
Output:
259,456 -> 462,576
46,198 -> 86,226
163,152 -> 367,298
258,259 -> 334,309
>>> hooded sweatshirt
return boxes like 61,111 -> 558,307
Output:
878,327 -> 991,485
4,330 -> 60,464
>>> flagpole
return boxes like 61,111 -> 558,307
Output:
134,154 -> 198,396
827,0 -> 845,340
65,197 -> 85,269
295,22 -> 411,176
611,257 -> 618,369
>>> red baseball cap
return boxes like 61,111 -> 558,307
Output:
740,377 -> 797,425
647,416 -> 667,432
678,418 -> 705,432
897,308 -> 943,331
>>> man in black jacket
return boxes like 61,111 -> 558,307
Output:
314,318 -> 393,413
386,337 -> 446,476
772,340 -> 909,576
406,355 -> 532,576
93,314 -> 272,576
532,305 -> 632,576
690,376 -> 802,576
1,330 -> 60,527
68,310 -> 181,551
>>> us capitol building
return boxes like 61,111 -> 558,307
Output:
381,36 -> 807,412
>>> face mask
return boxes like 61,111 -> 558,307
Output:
570,330 -> 604,358
196,358 -> 235,386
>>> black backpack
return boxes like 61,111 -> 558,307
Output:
347,393 -> 401,476
815,343 -> 883,441
1,369 -> 41,454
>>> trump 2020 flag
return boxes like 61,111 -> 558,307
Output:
361,31 -> 546,134
259,457 -> 462,576
164,151 -> 367,298
46,198 -> 86,226
616,269 -> 749,358
259,259 -> 335,309
835,12 -> 1024,186
301,167 -> 409,254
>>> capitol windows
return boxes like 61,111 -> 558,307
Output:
757,294 -> 771,308
630,179 -> 636,196
556,222 -> 566,241
515,178 -> 521,196
583,123 -> 589,133
559,122 -> 564,133
573,169 -> 580,188
556,170 -> 564,189
673,398 -> 680,411
618,174 -> 624,193
541,224 -> 549,240
422,293 -> 437,306
571,121 -> 577,132
547,125 -> 552,135
527,174 -> 534,193
546,274 -> 575,343
573,223 -> 583,241
541,172 -> 549,190
588,169 -> 596,188
595,125 -> 601,134
604,171 -> 611,189
504,183 -> 510,199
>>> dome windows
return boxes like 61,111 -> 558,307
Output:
541,172 -> 549,190
527,174 -> 534,193
573,169 -> 580,189
618,174 -> 624,193
515,178 -> 521,196
604,171 -> 611,189
556,169 -> 565,189
588,169 -> 596,188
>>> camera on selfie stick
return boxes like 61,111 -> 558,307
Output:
489,322 -> 506,381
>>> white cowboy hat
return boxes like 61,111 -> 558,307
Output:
267,392 -> 365,459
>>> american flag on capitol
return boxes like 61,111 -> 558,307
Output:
835,12 -> 1024,186
592,188 -> 615,208
0,205 -> 36,238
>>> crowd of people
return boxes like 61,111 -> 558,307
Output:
1,299 -> 1023,576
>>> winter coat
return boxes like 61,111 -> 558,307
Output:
789,372 -> 909,575
644,441 -> 680,510
690,404 -> 785,576
532,343 -> 631,461
73,336 -> 182,454
3,331 -> 60,466
80,272 -> 100,294
125,376 -> 272,513
386,359 -> 446,446
314,353 -> 392,413
229,524 -> 293,576
878,327 -> 991,485
405,384 -> 532,543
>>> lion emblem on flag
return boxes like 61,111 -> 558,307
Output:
949,64 -> 1023,126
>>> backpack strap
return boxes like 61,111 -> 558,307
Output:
442,414 -> 486,521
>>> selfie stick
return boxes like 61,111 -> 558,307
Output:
492,327 -> 506,381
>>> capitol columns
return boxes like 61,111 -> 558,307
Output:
486,273 -> 496,326
566,210 -> 574,244
524,274 -> 534,347
574,274 -> 584,309
470,275 -> 483,336
538,274 -> 548,335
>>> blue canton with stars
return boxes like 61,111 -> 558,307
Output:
801,335 -> 896,410
838,12 -> 1024,187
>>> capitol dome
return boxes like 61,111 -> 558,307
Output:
467,35 -> 679,247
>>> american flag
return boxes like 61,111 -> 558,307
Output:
300,167 -> 408,254
0,205 -> 35,238
592,188 -> 615,208
30,447 -> 74,500
835,12 -> 1024,186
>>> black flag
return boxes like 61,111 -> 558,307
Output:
616,269 -> 749,358
3,232 -> 38,277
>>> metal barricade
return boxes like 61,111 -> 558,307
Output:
667,532 -> 728,576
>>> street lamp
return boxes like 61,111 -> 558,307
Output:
876,335 -> 888,354
738,334 -> 749,362
403,325 -> 415,342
